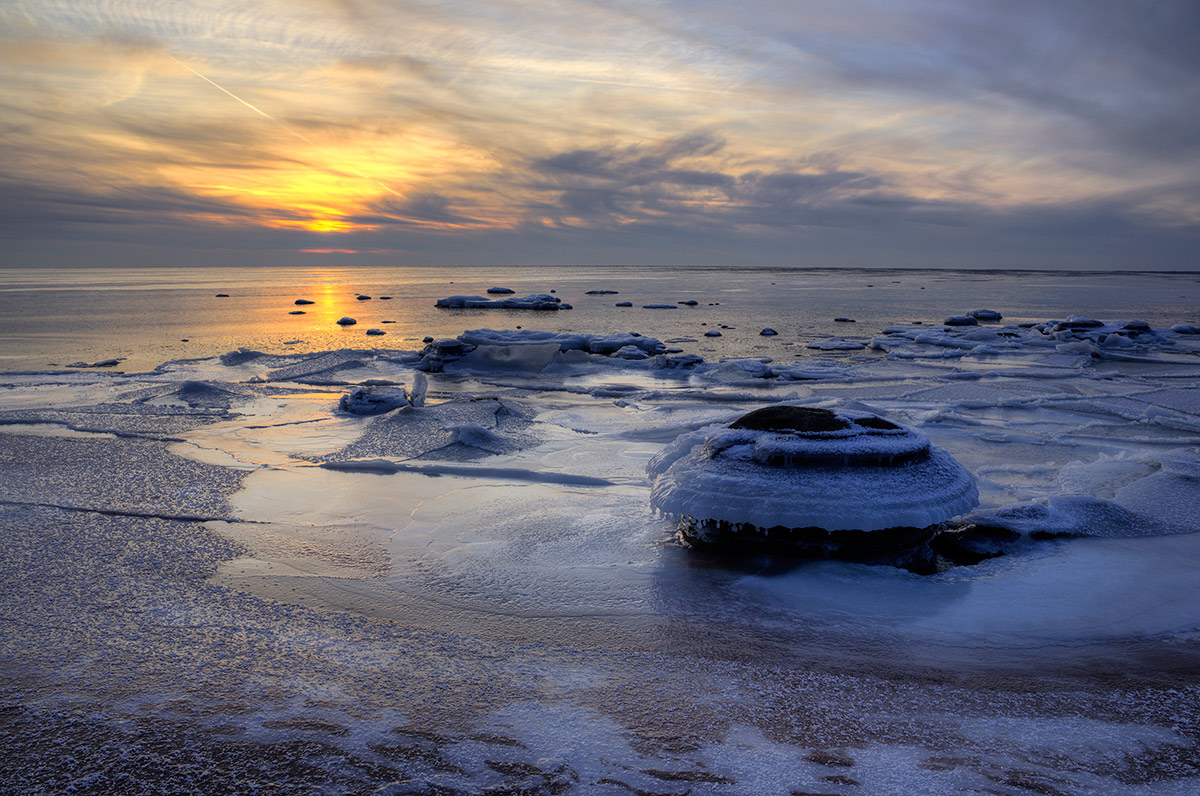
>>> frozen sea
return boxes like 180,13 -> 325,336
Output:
1,265 -> 1199,795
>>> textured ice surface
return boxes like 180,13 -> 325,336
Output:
3,303 -> 1200,794
647,409 -> 978,532
436,293 -> 563,309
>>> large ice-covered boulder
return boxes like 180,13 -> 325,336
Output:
648,405 -> 978,568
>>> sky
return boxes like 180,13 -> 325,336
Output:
1,0 -> 1198,269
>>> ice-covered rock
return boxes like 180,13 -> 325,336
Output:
648,405 -> 978,569
435,294 -> 562,310
1172,324 -> 1198,335
943,315 -> 978,326
967,309 -> 1003,321
486,287 -> 516,294
415,328 -> 667,371
338,385 -> 409,415
336,316 -> 357,325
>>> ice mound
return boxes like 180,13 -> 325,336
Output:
648,405 -> 978,567
338,385 -> 410,415
435,293 -> 563,310
967,309 -> 1003,321
130,380 -> 246,410
417,328 -> 666,371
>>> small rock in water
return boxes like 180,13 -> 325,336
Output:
967,308 -> 1003,321
486,287 -> 516,294
943,315 -> 979,326
294,299 -> 315,305
704,330 -> 722,337
834,317 -> 855,323
365,328 -> 386,336
336,317 -> 357,325
289,310 -> 305,315
422,336 -> 434,343
550,289 -> 556,293
678,300 -> 699,306
215,293 -> 230,297
181,338 -> 189,342
615,302 -> 633,307
380,296 -> 393,300
381,320 -> 396,323
643,304 -> 677,309
760,328 -> 778,336
356,295 -> 372,301
586,290 -> 618,295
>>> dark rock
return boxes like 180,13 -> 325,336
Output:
294,299 -> 315,305
943,315 -> 979,326
215,293 -> 229,297
834,317 -> 855,323
486,287 -> 515,294
760,328 -> 778,336
615,302 -> 633,307
288,310 -> 305,315
356,295 -> 372,301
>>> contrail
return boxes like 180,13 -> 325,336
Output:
170,55 -> 402,198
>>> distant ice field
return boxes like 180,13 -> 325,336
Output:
1,266 -> 1199,794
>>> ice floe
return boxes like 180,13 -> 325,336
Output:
435,294 -> 564,310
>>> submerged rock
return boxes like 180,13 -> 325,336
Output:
648,405 -> 979,570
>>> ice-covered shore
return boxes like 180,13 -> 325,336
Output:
1,314 -> 1199,794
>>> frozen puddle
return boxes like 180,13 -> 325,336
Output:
1,320 -> 1199,794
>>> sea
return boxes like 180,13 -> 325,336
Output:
1,265 -> 1198,795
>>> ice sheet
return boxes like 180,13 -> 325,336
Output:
3,303 -> 1200,794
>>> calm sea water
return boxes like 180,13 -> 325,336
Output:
1,266 -> 1197,371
